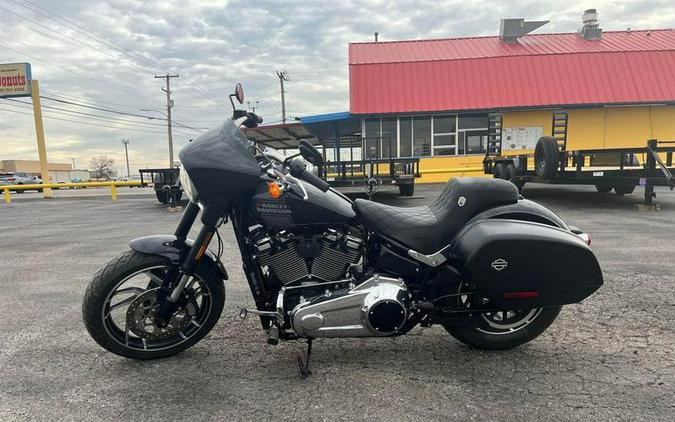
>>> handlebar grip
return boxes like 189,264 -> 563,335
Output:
301,169 -> 330,192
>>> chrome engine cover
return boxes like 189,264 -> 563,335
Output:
290,274 -> 409,338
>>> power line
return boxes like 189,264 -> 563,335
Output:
0,106 -> 194,135
0,99 -> 201,134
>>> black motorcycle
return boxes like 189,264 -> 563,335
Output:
83,85 -> 602,377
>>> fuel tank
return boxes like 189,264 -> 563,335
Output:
251,181 -> 356,228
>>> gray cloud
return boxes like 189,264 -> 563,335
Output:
1,0 -> 673,172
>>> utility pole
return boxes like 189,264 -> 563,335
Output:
71,158 -> 76,170
276,70 -> 289,124
122,139 -> 130,177
154,73 -> 179,167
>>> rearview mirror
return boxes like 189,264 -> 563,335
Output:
299,140 -> 323,167
234,83 -> 244,104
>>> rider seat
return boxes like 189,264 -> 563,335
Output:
352,178 -> 518,254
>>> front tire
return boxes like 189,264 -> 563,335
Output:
444,306 -> 562,350
82,251 -> 225,359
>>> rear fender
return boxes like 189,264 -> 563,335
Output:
468,199 -> 569,230
450,219 -> 602,308
129,235 -> 228,280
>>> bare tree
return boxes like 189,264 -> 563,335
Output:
90,155 -> 115,180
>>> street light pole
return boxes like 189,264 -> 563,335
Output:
122,139 -> 130,177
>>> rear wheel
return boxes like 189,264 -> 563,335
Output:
443,282 -> 561,350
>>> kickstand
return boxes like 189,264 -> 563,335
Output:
297,339 -> 313,379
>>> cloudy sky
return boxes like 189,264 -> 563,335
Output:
1,0 -> 673,173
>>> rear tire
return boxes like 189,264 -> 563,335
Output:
444,306 -> 562,350
534,136 -> 560,179
595,184 -> 612,193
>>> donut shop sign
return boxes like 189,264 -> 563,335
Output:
0,62 -> 32,98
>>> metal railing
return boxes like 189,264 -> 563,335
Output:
2,181 -> 142,204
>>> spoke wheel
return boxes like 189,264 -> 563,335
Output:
83,251 -> 225,359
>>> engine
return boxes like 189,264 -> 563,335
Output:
291,274 -> 410,337
253,228 -> 364,285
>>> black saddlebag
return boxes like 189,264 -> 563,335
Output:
450,219 -> 603,308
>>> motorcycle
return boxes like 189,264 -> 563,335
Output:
82,85 -> 603,377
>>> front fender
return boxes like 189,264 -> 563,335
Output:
129,234 -> 228,280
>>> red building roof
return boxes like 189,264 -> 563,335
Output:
349,30 -> 675,115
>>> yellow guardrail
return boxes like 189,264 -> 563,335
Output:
2,181 -> 142,204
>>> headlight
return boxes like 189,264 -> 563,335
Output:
179,167 -> 198,202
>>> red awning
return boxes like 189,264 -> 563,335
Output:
349,30 -> 675,114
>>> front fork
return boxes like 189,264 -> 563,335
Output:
156,201 -> 224,325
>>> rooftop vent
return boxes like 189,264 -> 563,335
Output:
580,9 -> 602,40
499,18 -> 549,43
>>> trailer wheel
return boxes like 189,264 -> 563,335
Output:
493,163 -> 506,179
504,163 -> 516,181
613,185 -> 636,196
398,183 -> 414,197
534,136 -> 560,179
595,184 -> 612,193
155,191 -> 168,204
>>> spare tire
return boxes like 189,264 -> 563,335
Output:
534,136 -> 560,179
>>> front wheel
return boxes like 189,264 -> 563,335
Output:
444,306 -> 561,350
82,251 -> 225,359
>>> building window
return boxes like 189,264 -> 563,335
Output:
465,131 -> 488,154
413,117 -> 431,156
364,118 -> 380,158
381,118 -> 397,158
363,113 -> 488,158
433,115 -> 457,156
399,118 -> 412,157
459,114 -> 489,130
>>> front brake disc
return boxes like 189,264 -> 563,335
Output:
126,289 -> 194,340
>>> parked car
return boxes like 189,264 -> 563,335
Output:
0,172 -> 43,193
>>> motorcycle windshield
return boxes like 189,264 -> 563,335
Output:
178,119 -> 260,177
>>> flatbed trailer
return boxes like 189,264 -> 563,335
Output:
139,168 -> 182,204
482,112 -> 674,205
320,157 -> 420,197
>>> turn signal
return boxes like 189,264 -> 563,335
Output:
268,182 -> 282,199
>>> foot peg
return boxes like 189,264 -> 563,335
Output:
297,339 -> 313,379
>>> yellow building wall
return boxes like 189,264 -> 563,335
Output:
416,105 -> 675,184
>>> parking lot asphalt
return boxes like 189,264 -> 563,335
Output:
0,183 -> 673,421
